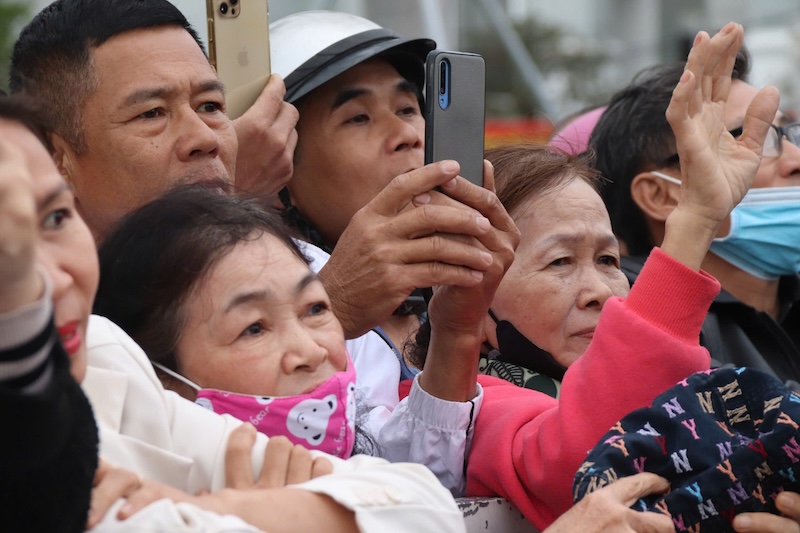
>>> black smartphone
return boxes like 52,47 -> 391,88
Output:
424,50 -> 486,186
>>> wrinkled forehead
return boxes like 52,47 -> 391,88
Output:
512,178 -> 611,236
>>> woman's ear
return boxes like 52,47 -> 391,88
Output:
630,171 -> 681,222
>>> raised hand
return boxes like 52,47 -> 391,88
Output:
662,23 -> 780,270
233,74 -> 299,204
662,22 -> 779,269
0,138 -> 41,313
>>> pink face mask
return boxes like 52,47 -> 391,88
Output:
154,359 -> 357,459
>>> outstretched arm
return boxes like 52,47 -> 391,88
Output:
661,22 -> 779,270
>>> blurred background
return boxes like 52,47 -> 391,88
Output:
3,0 -> 798,144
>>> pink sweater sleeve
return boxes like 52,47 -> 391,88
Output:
466,248 -> 720,529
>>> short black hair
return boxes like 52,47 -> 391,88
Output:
590,49 -> 750,255
9,0 -> 203,153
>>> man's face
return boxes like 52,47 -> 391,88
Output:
290,58 -> 424,246
57,26 -> 238,239
725,80 -> 800,188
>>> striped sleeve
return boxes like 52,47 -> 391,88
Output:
0,272 -> 55,393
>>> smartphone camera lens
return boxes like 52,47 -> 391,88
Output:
439,61 -> 447,95
230,0 -> 238,5
219,2 -> 228,14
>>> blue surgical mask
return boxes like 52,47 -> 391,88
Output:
651,173 -> 800,280
710,187 -> 800,280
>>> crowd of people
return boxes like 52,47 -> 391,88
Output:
2,1 -> 800,532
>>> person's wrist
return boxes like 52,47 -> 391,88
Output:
666,205 -> 721,240
421,325 -> 482,402
662,206 -> 720,271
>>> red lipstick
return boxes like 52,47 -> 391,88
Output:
58,321 -> 82,355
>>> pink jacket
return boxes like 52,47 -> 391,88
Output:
466,248 -> 720,529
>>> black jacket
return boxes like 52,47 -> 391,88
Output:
622,255 -> 800,392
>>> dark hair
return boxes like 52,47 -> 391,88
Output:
9,0 -> 203,153
0,93 -> 54,152
94,184 -> 307,373
489,144 -> 604,216
590,49 -> 750,255
407,144 -> 603,368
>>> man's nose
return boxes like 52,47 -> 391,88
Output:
176,109 -> 221,161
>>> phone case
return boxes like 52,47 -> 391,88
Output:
424,50 -> 486,186
206,0 -> 270,119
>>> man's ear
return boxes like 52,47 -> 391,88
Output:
49,132 -> 77,185
630,171 -> 680,222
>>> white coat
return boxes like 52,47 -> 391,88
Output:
84,315 -> 466,533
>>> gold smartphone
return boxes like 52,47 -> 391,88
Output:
206,0 -> 271,119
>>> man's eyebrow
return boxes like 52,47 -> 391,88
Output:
199,79 -> 226,95
396,79 -> 418,96
121,87 -> 170,108
37,181 -> 69,211
224,273 -> 321,313
121,79 -> 225,108
331,87 -> 369,111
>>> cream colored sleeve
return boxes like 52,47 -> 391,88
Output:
299,454 -> 467,533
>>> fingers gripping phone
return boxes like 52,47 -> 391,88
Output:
424,50 -> 486,186
206,0 -> 271,119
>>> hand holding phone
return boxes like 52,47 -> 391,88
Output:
424,50 -> 486,186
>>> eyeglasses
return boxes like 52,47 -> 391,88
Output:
657,122 -> 800,167
729,122 -> 800,158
